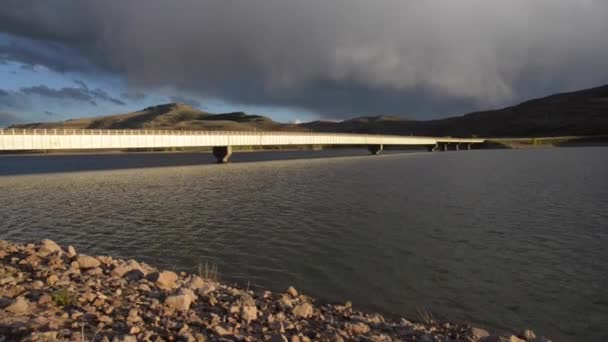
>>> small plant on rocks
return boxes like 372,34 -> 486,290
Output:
52,288 -> 77,307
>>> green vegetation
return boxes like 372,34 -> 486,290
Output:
52,288 -> 77,307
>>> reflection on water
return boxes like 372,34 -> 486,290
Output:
1,147 -> 607,341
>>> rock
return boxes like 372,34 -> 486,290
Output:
472,327 -> 491,339
242,305 -> 257,322
292,303 -> 313,318
123,269 -> 145,281
156,271 -> 178,289
6,296 -> 30,315
213,325 -> 233,336
113,260 -> 145,277
98,315 -> 113,324
270,334 -> 288,342
187,275 -> 205,290
200,283 -> 216,295
345,322 -> 370,335
120,335 -> 138,342
67,245 -> 77,257
165,294 -> 192,311
286,286 -> 299,298
76,254 -> 101,269
518,330 -> 536,340
46,274 -> 59,286
180,287 -> 198,302
482,335 -> 525,342
39,239 -> 62,256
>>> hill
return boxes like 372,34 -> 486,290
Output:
303,85 -> 608,137
11,103 -> 296,132
9,85 -> 608,137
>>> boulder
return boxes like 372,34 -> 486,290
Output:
76,255 -> 101,269
292,303 -> 313,318
156,271 -> 179,289
286,286 -> 299,298
6,296 -> 30,315
187,275 -> 205,290
67,246 -> 77,258
472,327 -> 491,339
345,322 -> 370,335
242,305 -> 257,322
165,295 -> 192,311
39,239 -> 62,256
518,330 -> 536,340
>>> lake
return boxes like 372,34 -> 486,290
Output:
1,147 -> 607,341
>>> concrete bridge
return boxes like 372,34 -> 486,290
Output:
0,129 -> 484,163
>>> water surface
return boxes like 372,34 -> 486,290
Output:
1,148 -> 607,341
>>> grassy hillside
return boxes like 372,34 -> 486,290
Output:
12,103 -> 297,132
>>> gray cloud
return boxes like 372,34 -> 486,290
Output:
1,1 -> 608,118
121,91 -> 146,101
20,84 -> 125,106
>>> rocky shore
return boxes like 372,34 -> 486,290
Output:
0,240 -> 549,342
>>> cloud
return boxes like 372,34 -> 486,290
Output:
0,111 -> 21,127
19,84 -> 125,106
121,91 -> 146,101
168,95 -> 201,108
1,1 -> 608,118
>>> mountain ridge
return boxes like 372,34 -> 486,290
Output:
9,84 -> 608,137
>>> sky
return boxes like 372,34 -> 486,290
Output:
1,0 -> 608,127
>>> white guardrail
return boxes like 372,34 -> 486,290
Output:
0,129 -> 484,150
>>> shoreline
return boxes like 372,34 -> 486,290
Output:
0,239 -> 549,341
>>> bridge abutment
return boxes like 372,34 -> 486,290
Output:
368,144 -> 383,155
212,146 -> 232,163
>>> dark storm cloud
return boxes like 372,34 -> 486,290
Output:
121,91 -> 146,102
20,85 -> 125,106
1,0 -> 608,118
168,96 -> 202,108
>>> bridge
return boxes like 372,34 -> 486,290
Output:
0,129 -> 485,163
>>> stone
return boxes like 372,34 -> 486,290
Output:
472,327 -> 491,339
270,334 -> 288,342
31,280 -> 44,290
76,255 -> 101,269
242,305 -> 257,322
213,325 -> 233,336
345,322 -> 370,335
165,294 -> 192,311
120,336 -> 138,342
286,286 -> 299,298
6,296 -> 30,315
67,245 -> 77,257
156,271 -> 178,289
113,260 -> 144,277
39,239 -> 62,256
187,275 -> 205,290
292,303 -> 313,318
180,287 -> 198,302
518,330 -> 536,340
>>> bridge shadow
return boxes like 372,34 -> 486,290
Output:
0,149 -> 410,176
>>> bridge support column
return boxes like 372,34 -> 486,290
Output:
456,144 -> 460,151
368,144 -> 383,155
212,146 -> 232,163
443,143 -> 448,152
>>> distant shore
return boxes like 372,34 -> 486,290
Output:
0,239 -> 549,342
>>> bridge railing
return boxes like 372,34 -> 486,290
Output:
0,128 -> 484,142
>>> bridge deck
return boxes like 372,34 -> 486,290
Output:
0,129 -> 484,151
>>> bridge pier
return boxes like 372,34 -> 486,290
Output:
212,146 -> 232,163
467,143 -> 471,150
368,144 -> 383,155
456,144 -> 460,151
443,143 -> 448,152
